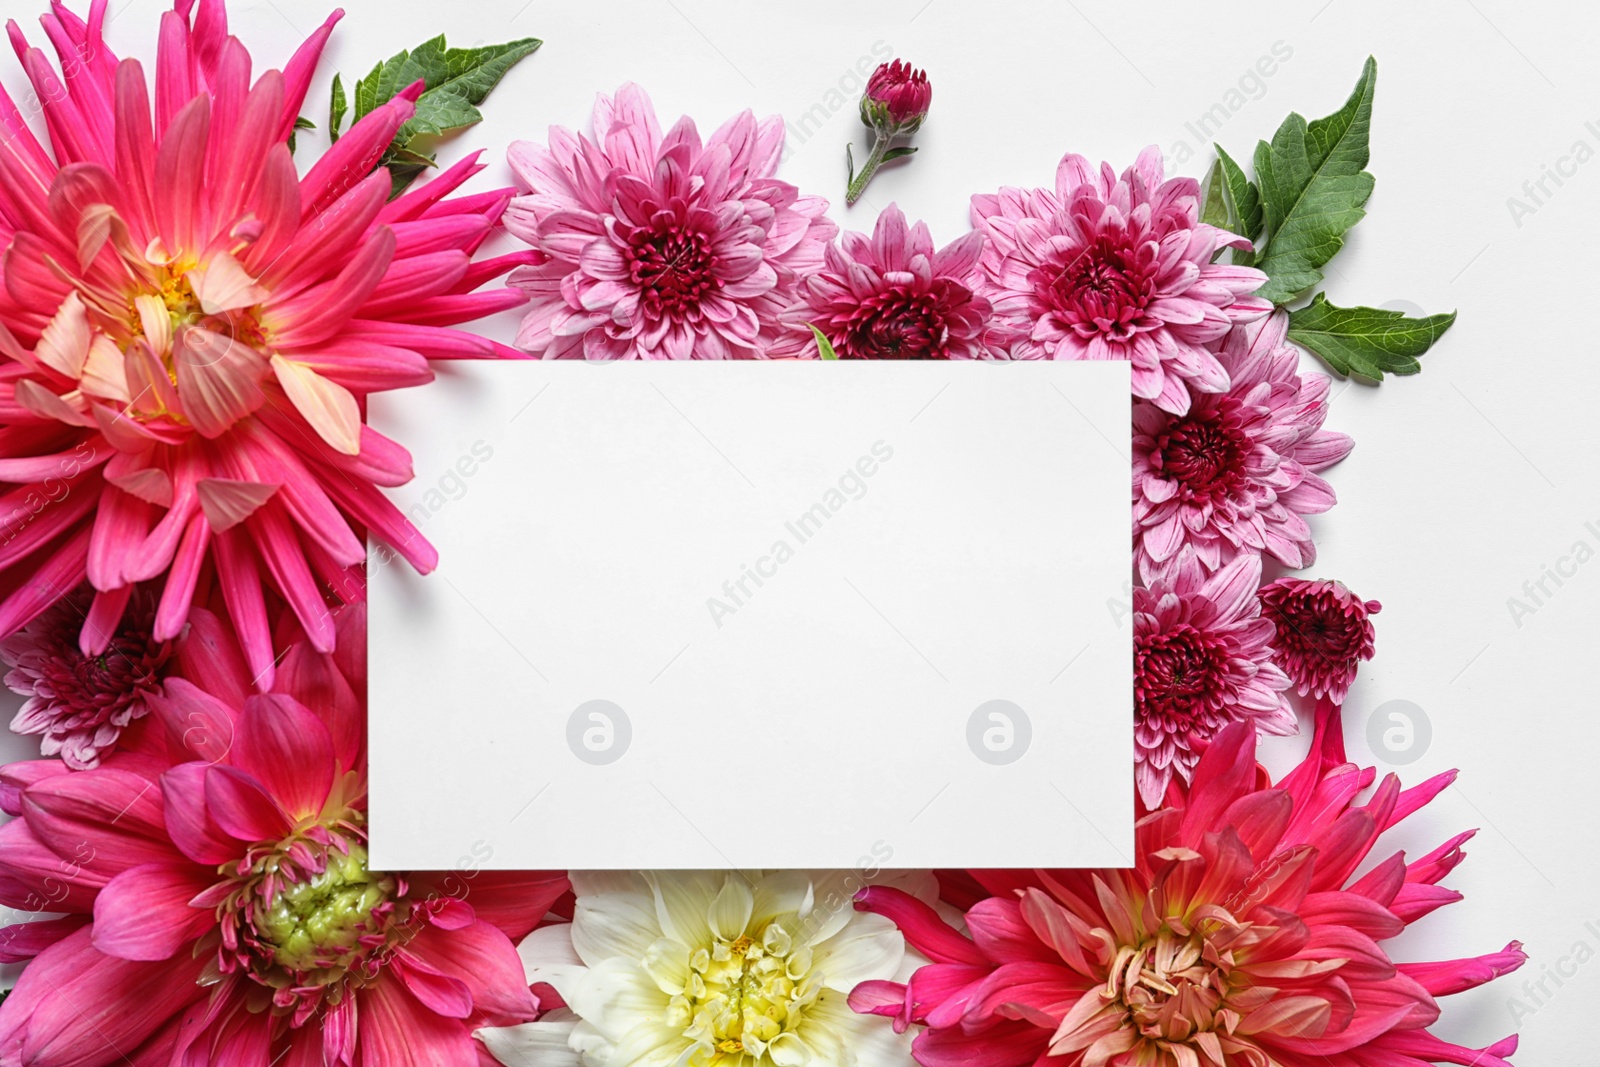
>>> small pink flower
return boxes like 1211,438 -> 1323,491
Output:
1261,576 -> 1382,702
775,204 -> 991,359
863,60 -> 931,133
970,146 -> 1271,413
1134,310 -> 1354,584
1,585 -> 170,769
1133,550 -> 1292,808
854,706 -> 1526,1067
505,84 -> 836,360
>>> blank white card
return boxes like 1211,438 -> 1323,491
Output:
368,362 -> 1131,870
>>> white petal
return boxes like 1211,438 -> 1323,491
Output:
271,355 -> 361,455
476,1020 -> 582,1067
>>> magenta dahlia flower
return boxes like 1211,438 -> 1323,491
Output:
853,705 -> 1526,1067
773,204 -> 991,359
1261,576 -> 1382,702
1134,311 -> 1354,584
0,0 -> 530,685
1,584 -> 171,769
0,603 -> 568,1066
1133,550 -> 1292,808
505,83 -> 836,360
970,146 -> 1271,413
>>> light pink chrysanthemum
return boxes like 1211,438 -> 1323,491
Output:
0,604 -> 570,1067
1134,310 -> 1354,584
854,705 -> 1526,1067
1,584 -> 170,768
1133,550 -> 1292,809
505,83 -> 837,360
970,145 -> 1271,413
0,0 -> 531,686
1261,576 -> 1381,702
773,203 -> 991,359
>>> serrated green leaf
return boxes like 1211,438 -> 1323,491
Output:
807,323 -> 839,360
1253,57 -> 1377,304
1286,293 -> 1456,380
1201,160 -> 1230,229
1213,144 -> 1262,267
329,72 -> 347,143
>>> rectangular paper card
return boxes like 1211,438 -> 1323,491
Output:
368,361 -> 1131,870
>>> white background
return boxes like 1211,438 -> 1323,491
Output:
0,0 -> 1596,1060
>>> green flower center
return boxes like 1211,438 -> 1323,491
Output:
257,843 -> 392,975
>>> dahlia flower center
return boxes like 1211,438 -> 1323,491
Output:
629,220 -> 718,317
843,291 -> 946,358
668,923 -> 820,1059
216,819 -> 399,1007
1044,238 -> 1153,339
1154,408 -> 1248,497
1136,625 -> 1228,725
1108,929 -> 1231,1045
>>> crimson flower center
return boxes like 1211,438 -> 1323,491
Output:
842,290 -> 948,359
628,220 -> 718,318
1153,408 -> 1249,498
1043,238 -> 1154,339
1136,625 -> 1228,727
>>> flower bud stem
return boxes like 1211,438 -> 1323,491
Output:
846,132 -> 893,206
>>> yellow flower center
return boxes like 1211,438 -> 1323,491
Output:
666,922 -> 820,1063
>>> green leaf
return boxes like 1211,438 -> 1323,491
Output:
1201,160 -> 1230,229
329,73 -> 347,143
286,115 -> 314,154
341,34 -> 541,196
880,146 -> 918,162
1286,293 -> 1456,380
807,323 -> 839,360
1213,144 -> 1263,267
1252,56 -> 1377,304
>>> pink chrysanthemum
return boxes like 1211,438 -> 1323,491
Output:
0,604 -> 569,1067
504,83 -> 836,360
1134,311 -> 1354,584
1261,576 -> 1381,702
773,203 -> 992,359
0,0 -> 530,686
1,584 -> 170,768
1133,551 -> 1292,809
970,146 -> 1271,413
853,706 -> 1526,1067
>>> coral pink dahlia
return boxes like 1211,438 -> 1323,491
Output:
773,203 -> 992,359
1261,576 -> 1382,702
970,146 -> 1271,413
1134,311 -> 1354,584
0,604 -> 569,1067
1133,550 -> 1292,809
0,0 -> 530,685
505,83 -> 836,360
1,583 -> 170,769
853,705 -> 1526,1067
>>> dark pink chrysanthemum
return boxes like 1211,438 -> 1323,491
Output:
853,706 -> 1526,1067
970,146 -> 1271,413
0,604 -> 570,1067
1261,576 -> 1381,702
863,60 -> 931,132
1133,550 -> 1291,808
505,84 -> 836,360
1134,310 -> 1354,584
1,584 -> 170,768
0,0 -> 531,687
773,204 -> 991,360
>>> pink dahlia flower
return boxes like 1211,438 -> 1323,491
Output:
1134,311 -> 1354,584
505,83 -> 836,360
0,0 -> 530,685
853,705 -> 1526,1067
0,603 -> 568,1066
1261,576 -> 1382,702
970,146 -> 1271,413
773,204 -> 992,359
1133,550 -> 1292,809
1,584 -> 170,768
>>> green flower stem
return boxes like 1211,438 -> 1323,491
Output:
846,132 -> 893,206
